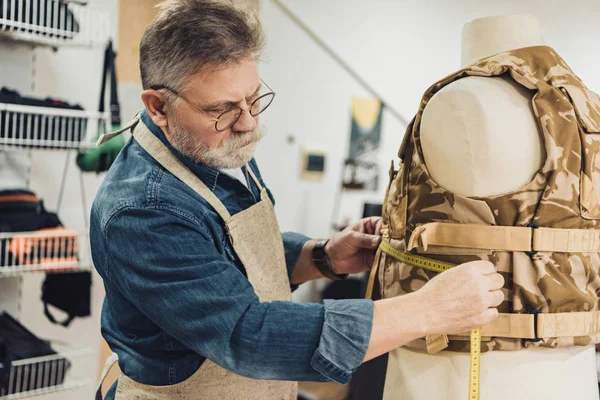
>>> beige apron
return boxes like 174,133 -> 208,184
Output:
96,117 -> 298,400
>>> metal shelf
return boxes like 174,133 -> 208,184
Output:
0,103 -> 108,150
0,0 -> 110,47
0,229 -> 91,277
0,342 -> 93,399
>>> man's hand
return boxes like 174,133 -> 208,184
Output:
363,260 -> 504,362
326,217 -> 383,275
415,260 -> 505,334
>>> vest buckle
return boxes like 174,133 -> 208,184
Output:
528,308 -> 542,342
525,222 -> 539,257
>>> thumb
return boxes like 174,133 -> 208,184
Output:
349,231 -> 381,249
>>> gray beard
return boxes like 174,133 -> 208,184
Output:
169,123 -> 266,169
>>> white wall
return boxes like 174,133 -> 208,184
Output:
0,1 -> 119,399
258,0 -> 600,238
257,0 -> 600,302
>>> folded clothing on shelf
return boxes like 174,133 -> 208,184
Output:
0,0 -> 80,39
0,312 -> 71,395
0,189 -> 61,233
0,189 -> 79,268
0,87 -> 88,149
8,227 -> 79,267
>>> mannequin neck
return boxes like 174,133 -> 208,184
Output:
461,14 -> 545,67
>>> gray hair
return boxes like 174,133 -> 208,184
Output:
140,0 -> 265,92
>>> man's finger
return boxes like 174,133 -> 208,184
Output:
486,273 -> 505,291
358,217 -> 381,235
350,231 -> 381,248
375,218 -> 383,236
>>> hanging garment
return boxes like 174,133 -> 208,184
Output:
370,45 -> 600,353
95,117 -> 297,400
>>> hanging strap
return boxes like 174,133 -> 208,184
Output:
98,40 -> 121,127
407,222 -> 600,254
43,302 -> 75,327
364,246 -> 382,299
131,121 -> 232,222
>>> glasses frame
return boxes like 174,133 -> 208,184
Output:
150,79 -> 276,132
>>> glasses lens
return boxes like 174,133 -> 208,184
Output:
250,93 -> 275,116
216,108 -> 242,131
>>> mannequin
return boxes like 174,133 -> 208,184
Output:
384,14 -> 599,400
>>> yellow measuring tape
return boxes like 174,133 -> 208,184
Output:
379,240 -> 482,400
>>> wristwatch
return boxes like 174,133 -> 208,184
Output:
312,239 -> 348,281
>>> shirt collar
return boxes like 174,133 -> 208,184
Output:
140,109 -> 220,190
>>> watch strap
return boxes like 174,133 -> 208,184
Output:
312,239 -> 348,281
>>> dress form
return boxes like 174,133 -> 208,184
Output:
384,14 -> 599,400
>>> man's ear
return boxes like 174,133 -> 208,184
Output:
141,90 -> 169,128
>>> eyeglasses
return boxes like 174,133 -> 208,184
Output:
150,79 -> 276,132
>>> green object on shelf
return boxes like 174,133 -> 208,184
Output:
76,124 -> 125,173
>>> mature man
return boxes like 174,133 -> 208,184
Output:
92,1 -> 504,399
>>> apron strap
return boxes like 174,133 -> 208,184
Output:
245,163 -> 272,203
95,352 -> 119,400
96,113 -> 141,146
245,164 -> 264,191
132,121 -> 232,222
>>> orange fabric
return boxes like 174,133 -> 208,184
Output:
0,194 -> 39,203
7,227 -> 79,266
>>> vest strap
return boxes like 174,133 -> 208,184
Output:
449,311 -> 600,340
407,222 -> 600,254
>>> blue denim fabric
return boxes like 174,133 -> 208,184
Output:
92,111 -> 374,399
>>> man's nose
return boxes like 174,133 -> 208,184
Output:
232,109 -> 258,132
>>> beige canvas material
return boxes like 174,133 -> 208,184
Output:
376,45 -> 600,354
453,311 -> 600,339
99,118 -> 297,399
407,222 -> 600,253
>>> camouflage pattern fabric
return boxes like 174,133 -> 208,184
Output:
378,46 -> 600,352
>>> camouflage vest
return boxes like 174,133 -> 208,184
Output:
373,46 -> 600,353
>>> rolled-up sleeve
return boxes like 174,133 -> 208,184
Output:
281,231 -> 310,279
104,207 -> 373,384
311,299 -> 374,383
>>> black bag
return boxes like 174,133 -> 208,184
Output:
0,0 -> 80,39
0,189 -> 62,233
0,88 -> 88,149
42,271 -> 91,327
0,312 -> 71,395
0,190 -> 78,268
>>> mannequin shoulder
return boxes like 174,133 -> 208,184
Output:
422,76 -> 534,131
418,75 -> 542,197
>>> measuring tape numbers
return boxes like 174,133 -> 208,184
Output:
379,240 -> 482,400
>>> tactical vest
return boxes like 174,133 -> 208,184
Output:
370,46 -> 600,353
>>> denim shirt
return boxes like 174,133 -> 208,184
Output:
91,111 -> 374,399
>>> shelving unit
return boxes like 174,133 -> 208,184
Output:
0,342 -> 93,399
0,1 -> 111,399
0,230 -> 91,277
0,103 -> 108,150
0,0 -> 110,47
